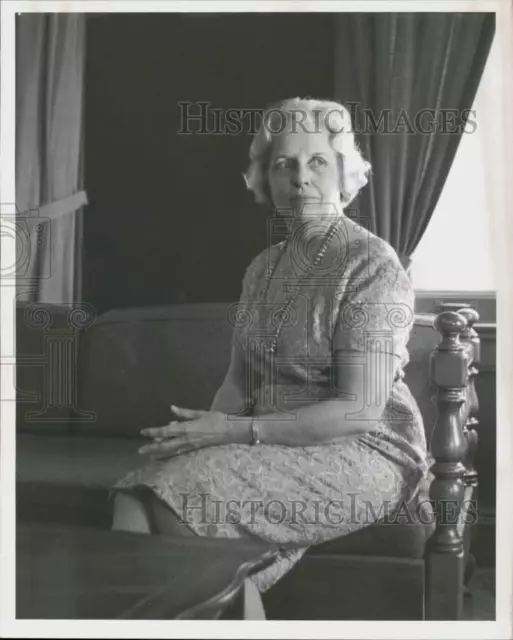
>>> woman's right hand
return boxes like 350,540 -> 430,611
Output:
138,405 -> 252,459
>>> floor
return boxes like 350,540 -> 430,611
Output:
463,568 -> 496,620
254,566 -> 496,621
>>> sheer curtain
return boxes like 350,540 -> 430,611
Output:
409,72 -> 495,292
477,5 -> 513,294
16,13 -> 87,303
334,12 -> 495,269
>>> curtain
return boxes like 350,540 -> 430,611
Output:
334,12 -> 496,269
16,13 -> 87,303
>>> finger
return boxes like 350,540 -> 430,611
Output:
151,437 -> 213,461
170,405 -> 204,420
138,436 -> 189,456
140,432 -> 218,453
141,422 -> 185,439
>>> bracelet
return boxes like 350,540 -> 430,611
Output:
250,416 -> 261,445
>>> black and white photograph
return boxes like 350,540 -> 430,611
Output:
1,1 -> 512,637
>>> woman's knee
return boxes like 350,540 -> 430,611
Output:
111,489 -> 196,538
149,492 -> 197,537
111,491 -> 152,534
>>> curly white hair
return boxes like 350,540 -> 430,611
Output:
244,97 -> 372,209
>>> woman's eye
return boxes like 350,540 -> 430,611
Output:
310,156 -> 327,168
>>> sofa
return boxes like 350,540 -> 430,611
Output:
16,300 -> 464,619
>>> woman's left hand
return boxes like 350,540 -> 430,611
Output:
138,405 -> 251,459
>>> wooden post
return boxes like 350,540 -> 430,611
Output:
458,307 -> 480,488
425,311 -> 469,620
457,307 -> 481,589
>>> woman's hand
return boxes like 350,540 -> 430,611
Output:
138,405 -> 251,460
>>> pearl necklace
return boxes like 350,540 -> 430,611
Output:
260,218 -> 342,354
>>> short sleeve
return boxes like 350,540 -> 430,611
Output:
332,242 -> 415,359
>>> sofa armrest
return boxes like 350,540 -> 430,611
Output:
424,310 -> 475,620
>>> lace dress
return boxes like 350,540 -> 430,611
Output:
111,217 -> 431,593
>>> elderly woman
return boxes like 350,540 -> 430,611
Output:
111,97 -> 431,593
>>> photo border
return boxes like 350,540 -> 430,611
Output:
1,1 -> 512,638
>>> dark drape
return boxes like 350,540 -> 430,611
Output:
334,12 -> 495,268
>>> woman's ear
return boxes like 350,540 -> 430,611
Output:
336,154 -> 349,205
263,178 -> 273,208
261,150 -> 275,207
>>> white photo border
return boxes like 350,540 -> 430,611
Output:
1,1 -> 512,638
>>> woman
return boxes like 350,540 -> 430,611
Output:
111,97 -> 431,593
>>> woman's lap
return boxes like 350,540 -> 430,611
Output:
110,426 -> 427,592
111,428 -> 425,543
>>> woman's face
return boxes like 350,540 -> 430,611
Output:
267,127 -> 342,222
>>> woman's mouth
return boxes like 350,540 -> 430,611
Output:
290,195 -> 320,204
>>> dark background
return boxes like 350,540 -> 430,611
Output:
83,13 -> 336,312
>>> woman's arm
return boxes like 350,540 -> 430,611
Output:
211,253 -> 264,415
139,349 -> 397,456
210,344 -> 250,415
244,350 -> 397,446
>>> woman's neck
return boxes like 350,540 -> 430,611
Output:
286,209 -> 346,254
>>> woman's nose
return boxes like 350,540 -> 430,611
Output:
291,164 -> 310,188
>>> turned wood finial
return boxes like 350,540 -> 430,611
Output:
428,311 -> 469,556
457,307 -> 480,488
433,311 -> 467,352
458,306 -> 479,327
436,301 -> 471,315
458,307 -> 480,363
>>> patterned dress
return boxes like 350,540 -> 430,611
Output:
112,216 -> 432,593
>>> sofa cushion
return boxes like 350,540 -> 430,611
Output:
307,498 -> 435,559
16,432 -> 435,560
75,304 -> 233,437
38,457 -> 443,549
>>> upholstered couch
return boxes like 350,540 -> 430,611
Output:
16,301 -> 443,619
